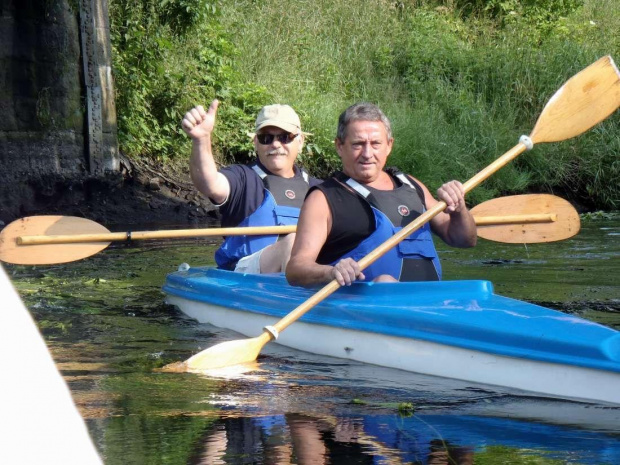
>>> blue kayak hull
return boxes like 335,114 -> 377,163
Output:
163,267 -> 620,405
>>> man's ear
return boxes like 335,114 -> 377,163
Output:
334,138 -> 344,157
386,137 -> 394,156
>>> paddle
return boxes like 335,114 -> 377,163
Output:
471,193 -> 579,243
0,218 -> 296,265
163,55 -> 620,372
0,194 -> 577,265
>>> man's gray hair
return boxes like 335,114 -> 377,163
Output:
336,102 -> 392,141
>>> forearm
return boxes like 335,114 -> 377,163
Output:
444,209 -> 477,248
286,259 -> 335,288
432,179 -> 477,248
189,136 -> 226,201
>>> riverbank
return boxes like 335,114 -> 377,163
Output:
3,152 -> 617,232
0,155 -> 217,230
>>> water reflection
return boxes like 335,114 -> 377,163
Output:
195,413 -> 475,465
190,410 -> 620,464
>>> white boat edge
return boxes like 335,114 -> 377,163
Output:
0,266 -> 104,464
166,295 -> 620,406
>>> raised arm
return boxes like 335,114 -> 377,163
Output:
418,178 -> 477,248
182,100 -> 230,205
286,189 -> 365,287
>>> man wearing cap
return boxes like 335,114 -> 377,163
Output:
182,100 -> 321,274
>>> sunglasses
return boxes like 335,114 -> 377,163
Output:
256,133 -> 298,145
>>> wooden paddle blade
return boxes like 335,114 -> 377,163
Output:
162,333 -> 272,372
530,56 -> 620,144
0,216 -> 111,265
471,194 -> 580,243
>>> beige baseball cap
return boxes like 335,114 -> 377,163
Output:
254,104 -> 302,134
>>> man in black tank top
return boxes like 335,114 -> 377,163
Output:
182,101 -> 320,274
286,102 -> 477,287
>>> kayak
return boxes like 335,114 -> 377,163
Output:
162,266 -> 620,406
0,266 -> 104,464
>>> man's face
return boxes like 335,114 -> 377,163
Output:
335,120 -> 393,184
253,126 -> 303,177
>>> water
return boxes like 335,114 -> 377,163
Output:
4,218 -> 620,464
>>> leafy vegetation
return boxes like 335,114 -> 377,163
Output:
109,0 -> 268,163
109,0 -> 620,210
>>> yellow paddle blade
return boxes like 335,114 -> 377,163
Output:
472,194 -> 580,243
162,332 -> 272,373
0,216 -> 111,265
530,56 -> 620,144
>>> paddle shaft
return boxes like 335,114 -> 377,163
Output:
270,142 -> 529,335
17,225 -> 297,245
17,210 -> 553,247
474,213 -> 556,226
0,200 -> 563,266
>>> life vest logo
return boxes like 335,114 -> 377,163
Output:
285,189 -> 296,199
398,205 -> 410,217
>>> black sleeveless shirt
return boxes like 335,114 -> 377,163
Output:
312,168 -> 426,265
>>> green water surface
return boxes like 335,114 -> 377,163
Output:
4,218 -> 620,464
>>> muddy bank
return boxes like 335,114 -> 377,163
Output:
0,153 -> 611,230
0,155 -> 218,229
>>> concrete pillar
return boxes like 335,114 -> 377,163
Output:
79,0 -> 118,174
0,0 -> 119,224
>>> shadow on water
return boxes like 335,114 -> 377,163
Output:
4,218 -> 620,464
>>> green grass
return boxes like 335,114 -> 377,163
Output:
110,0 -> 620,210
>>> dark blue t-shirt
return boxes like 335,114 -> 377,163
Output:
218,162 -> 321,227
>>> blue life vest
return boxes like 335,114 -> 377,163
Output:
336,175 -> 442,281
215,164 -> 310,269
